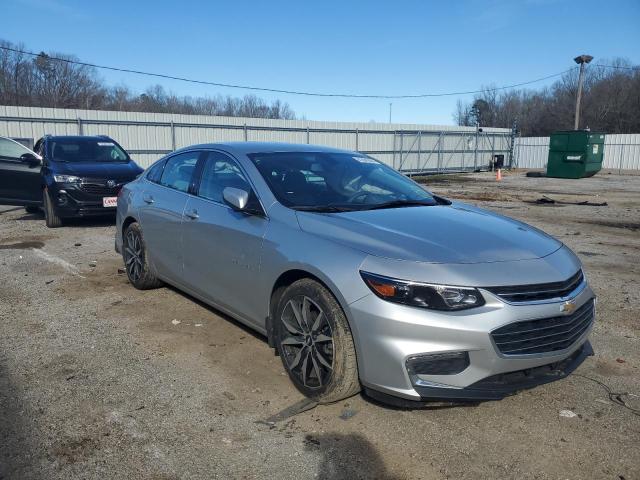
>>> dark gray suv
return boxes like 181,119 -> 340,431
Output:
0,135 -> 143,227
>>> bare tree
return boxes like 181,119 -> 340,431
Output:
454,99 -> 473,126
454,59 -> 640,135
0,39 -> 296,120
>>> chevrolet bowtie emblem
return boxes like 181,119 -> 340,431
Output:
561,300 -> 577,314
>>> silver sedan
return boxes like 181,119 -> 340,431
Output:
116,143 -> 595,405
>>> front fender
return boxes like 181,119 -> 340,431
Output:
258,211 -> 371,359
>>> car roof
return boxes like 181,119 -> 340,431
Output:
45,135 -> 113,141
173,142 -> 358,156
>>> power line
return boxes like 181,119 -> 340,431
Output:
593,63 -> 640,71
0,44 -> 576,99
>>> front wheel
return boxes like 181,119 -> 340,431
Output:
122,222 -> 163,290
43,187 -> 62,228
275,279 -> 360,403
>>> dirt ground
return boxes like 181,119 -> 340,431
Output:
1,171 -> 639,480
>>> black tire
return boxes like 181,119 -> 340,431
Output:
25,205 -> 40,214
122,222 -> 163,290
43,187 -> 63,228
275,278 -> 360,403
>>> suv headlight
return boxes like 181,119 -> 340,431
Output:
53,175 -> 82,183
360,271 -> 485,311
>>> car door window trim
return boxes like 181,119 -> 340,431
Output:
0,156 -> 23,163
156,150 -> 203,193
193,148 -> 268,218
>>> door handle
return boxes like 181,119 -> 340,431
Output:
142,194 -> 154,204
185,209 -> 199,220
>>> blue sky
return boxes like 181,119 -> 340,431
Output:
3,0 -> 639,125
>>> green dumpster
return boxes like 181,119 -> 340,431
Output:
546,130 -> 605,179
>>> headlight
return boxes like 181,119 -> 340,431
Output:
360,271 -> 485,311
53,174 -> 81,183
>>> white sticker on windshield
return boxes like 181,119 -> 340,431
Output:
353,156 -> 377,164
97,142 -> 115,146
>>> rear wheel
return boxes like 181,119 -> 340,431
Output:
123,222 -> 163,290
43,187 -> 63,228
275,278 -> 360,403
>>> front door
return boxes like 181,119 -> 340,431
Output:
181,151 -> 269,325
0,137 -> 42,205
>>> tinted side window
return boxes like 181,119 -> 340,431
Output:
198,152 -> 250,203
146,159 -> 166,184
159,152 -> 200,192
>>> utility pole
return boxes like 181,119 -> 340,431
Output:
508,119 -> 518,168
573,54 -> 593,130
389,103 -> 392,124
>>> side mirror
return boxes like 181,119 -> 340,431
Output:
20,153 -> 41,167
222,187 -> 249,211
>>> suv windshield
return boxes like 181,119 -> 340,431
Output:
248,152 -> 435,211
49,138 -> 129,163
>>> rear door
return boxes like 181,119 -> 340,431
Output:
181,150 -> 269,325
0,137 -> 42,205
137,150 -> 204,281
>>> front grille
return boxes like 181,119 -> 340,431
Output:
484,270 -> 583,303
79,182 -> 121,196
491,299 -> 594,355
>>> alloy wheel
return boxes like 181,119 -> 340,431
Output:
279,295 -> 334,389
124,229 -> 143,282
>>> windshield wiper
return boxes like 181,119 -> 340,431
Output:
292,205 -> 356,213
362,199 -> 436,211
432,194 -> 452,205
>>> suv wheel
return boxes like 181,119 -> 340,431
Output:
43,187 -> 63,228
123,222 -> 163,290
275,278 -> 360,403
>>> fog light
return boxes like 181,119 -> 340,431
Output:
406,352 -> 470,376
57,191 -> 68,206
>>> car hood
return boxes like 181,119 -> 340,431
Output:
296,202 -> 563,264
51,161 -> 143,180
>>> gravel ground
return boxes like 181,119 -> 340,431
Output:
0,171 -> 638,480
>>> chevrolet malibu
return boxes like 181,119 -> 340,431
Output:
116,143 -> 595,405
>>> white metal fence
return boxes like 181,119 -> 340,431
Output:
514,134 -> 640,171
0,105 -> 511,170
2,106 -> 638,173
394,131 -> 513,174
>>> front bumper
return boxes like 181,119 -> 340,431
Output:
49,183 -> 119,218
365,341 -> 593,407
57,204 -> 117,218
348,279 -> 595,403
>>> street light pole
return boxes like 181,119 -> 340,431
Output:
389,103 -> 392,124
573,54 -> 593,130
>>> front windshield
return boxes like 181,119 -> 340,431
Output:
248,152 -> 435,211
49,138 -> 129,163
